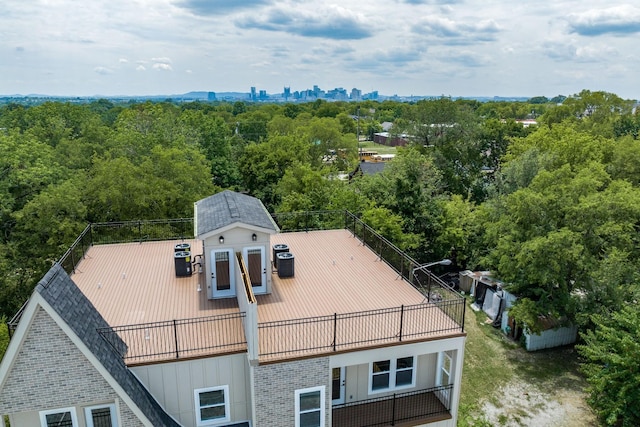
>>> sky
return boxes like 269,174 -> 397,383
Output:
1,0 -> 640,99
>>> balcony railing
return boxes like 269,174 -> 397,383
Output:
57,218 -> 194,275
258,302 -> 464,360
97,312 -> 247,364
332,384 -> 453,427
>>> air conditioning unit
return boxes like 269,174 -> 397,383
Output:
272,244 -> 289,269
174,251 -> 192,277
277,252 -> 294,278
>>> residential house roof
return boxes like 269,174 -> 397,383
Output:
195,190 -> 278,237
36,264 -> 180,427
349,161 -> 387,180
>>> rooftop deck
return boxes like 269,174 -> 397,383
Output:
69,223 -> 464,365
72,230 -> 430,325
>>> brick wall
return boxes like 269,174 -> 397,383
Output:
253,357 -> 330,427
0,307 -> 144,427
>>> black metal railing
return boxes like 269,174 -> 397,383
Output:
345,212 -> 456,295
257,302 -> 464,359
98,312 -> 247,363
57,218 -> 194,276
332,384 -> 453,427
58,224 -> 92,275
271,210 -> 346,232
90,218 -> 193,245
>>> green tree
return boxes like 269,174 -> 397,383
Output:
434,195 -> 476,268
357,146 -> 444,260
360,207 -> 420,251
85,144 -> 214,221
238,134 -> 309,208
577,304 -> 640,427
276,164 -> 332,212
12,178 -> 88,269
608,136 -> 640,185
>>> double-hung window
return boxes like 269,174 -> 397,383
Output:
371,360 -> 391,391
369,356 -> 416,393
194,385 -> 230,426
39,407 -> 78,427
85,403 -> 118,427
295,386 -> 325,427
437,351 -> 453,386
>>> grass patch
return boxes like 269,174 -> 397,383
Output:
458,297 -> 593,426
358,141 -> 398,155
458,298 -> 515,426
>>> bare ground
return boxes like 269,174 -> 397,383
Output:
481,379 -> 597,427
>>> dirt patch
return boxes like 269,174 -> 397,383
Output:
481,380 -> 597,426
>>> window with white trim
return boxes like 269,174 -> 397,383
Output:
441,351 -> 452,386
85,403 -> 118,427
369,356 -> 416,393
39,407 -> 78,427
295,386 -> 325,427
194,385 -> 230,426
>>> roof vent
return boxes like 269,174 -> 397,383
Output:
272,244 -> 289,269
277,252 -> 295,278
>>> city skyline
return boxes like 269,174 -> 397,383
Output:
2,1 -> 640,99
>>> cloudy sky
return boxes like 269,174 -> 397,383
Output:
2,0 -> 639,98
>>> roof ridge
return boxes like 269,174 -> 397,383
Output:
224,190 -> 240,218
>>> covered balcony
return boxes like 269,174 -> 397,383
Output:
332,385 -> 453,427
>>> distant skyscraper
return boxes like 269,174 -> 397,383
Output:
207,92 -> 216,101
350,88 -> 362,100
250,86 -> 257,101
283,86 -> 291,100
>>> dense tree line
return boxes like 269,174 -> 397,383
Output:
1,91 -> 638,425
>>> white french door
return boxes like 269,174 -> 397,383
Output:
211,249 -> 235,298
332,367 -> 346,405
243,246 -> 267,294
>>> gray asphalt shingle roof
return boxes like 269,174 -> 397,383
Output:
36,264 -> 180,427
195,190 -> 277,237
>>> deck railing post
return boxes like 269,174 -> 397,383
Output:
333,313 -> 338,351
462,299 -> 466,332
399,305 -> 404,342
173,320 -> 179,359
391,393 -> 397,425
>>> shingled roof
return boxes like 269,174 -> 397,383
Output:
195,190 -> 278,237
36,264 -> 181,427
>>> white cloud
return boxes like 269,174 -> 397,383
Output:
566,5 -> 640,36
93,66 -> 113,75
136,65 -> 146,71
152,63 -> 173,71
413,16 -> 501,44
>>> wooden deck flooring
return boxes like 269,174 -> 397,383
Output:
71,230 -> 462,365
